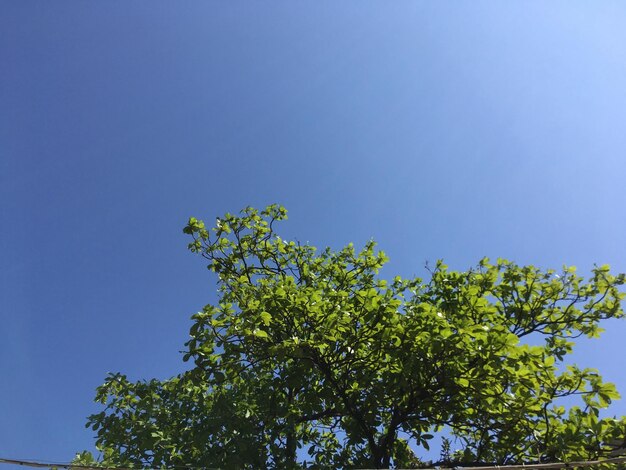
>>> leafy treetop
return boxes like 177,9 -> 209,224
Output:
77,205 -> 626,469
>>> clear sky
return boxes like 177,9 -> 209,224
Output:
2,1 -> 626,466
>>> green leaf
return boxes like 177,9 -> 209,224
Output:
259,312 -> 272,326
253,328 -> 269,338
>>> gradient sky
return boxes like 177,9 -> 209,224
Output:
2,1 -> 626,466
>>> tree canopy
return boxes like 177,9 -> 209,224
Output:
77,205 -> 626,469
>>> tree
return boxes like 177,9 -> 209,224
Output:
77,205 -> 626,469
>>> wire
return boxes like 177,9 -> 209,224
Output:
0,458 -> 118,470
1,455 -> 626,470
0,459 -> 220,470
0,458 -> 159,470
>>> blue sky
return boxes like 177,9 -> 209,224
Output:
2,1 -> 626,465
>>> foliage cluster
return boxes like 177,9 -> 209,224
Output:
77,205 -> 626,469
